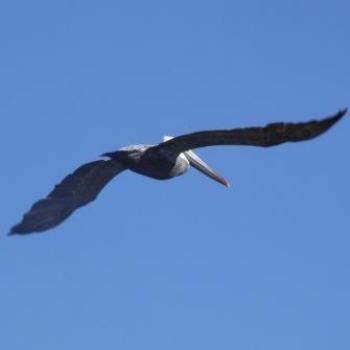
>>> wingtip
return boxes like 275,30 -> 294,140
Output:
321,107 -> 347,129
8,223 -> 29,236
8,222 -> 21,235
8,229 -> 16,236
333,107 -> 347,121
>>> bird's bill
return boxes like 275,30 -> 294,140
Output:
163,136 -> 229,187
184,149 -> 230,187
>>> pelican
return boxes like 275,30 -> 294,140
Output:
10,109 -> 346,235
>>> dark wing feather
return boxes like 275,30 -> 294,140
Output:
10,160 -> 126,235
154,109 -> 346,155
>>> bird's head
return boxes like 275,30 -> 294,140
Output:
163,135 -> 230,187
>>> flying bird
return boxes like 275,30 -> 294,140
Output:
10,109 -> 346,235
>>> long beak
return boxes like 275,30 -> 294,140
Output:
163,136 -> 229,187
184,149 -> 230,187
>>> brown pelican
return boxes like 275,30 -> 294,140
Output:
10,109 -> 346,235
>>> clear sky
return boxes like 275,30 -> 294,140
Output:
1,0 -> 349,349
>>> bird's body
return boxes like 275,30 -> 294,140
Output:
10,108 -> 346,235
103,145 -> 191,180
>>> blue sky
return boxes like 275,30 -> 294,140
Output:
1,0 -> 349,349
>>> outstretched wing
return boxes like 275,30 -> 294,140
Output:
10,160 -> 126,235
154,109 -> 346,156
